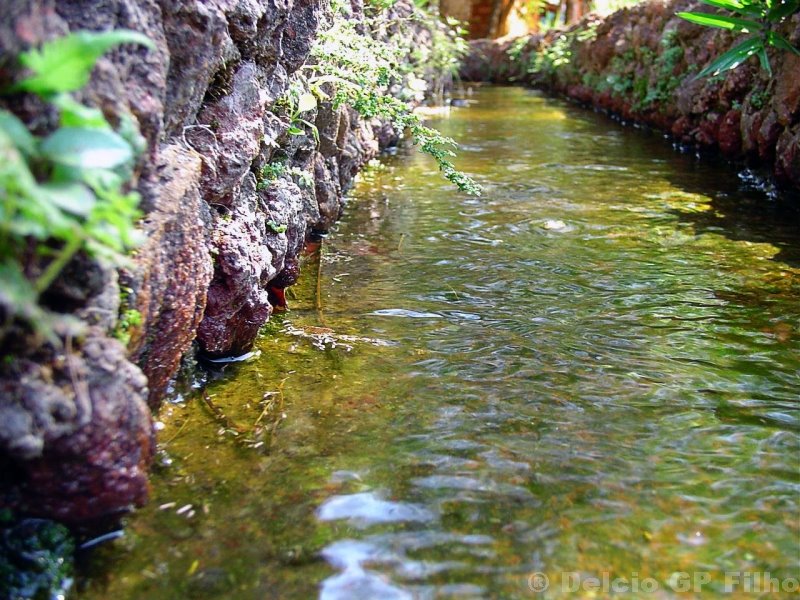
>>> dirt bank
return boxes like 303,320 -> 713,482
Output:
462,0 -> 800,191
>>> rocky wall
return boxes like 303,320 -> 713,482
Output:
461,0 -> 800,191
0,0 -> 422,526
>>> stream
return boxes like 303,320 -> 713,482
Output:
82,86 -> 800,599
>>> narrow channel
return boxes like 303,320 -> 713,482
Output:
82,86 -> 800,599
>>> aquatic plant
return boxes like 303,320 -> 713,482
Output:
678,0 -> 800,76
0,30 -> 153,341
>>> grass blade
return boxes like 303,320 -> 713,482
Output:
677,11 -> 764,31
696,36 -> 763,77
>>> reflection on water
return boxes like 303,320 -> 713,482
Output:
82,87 -> 800,599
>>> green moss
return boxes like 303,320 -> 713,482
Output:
749,87 -> 771,110
257,162 -> 287,190
635,29 -> 686,111
114,308 -> 142,346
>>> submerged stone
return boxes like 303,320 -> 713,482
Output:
0,518 -> 74,600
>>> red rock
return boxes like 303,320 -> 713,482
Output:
0,332 -> 153,525
757,111 -> 783,161
741,110 -> 763,157
718,109 -> 742,157
773,54 -> 800,126
128,145 -> 213,406
775,127 -> 800,185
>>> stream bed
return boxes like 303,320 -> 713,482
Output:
83,87 -> 800,599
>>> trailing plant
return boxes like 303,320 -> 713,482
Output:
0,30 -> 153,342
302,0 -> 480,195
677,0 -> 800,77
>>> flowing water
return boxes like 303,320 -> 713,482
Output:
83,87 -> 800,599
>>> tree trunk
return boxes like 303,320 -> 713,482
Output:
488,0 -> 504,37
488,0 -> 518,37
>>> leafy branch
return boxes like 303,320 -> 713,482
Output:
678,0 -> 800,77
304,1 -> 481,195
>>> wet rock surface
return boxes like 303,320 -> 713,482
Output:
462,0 -> 800,191
0,331 -> 153,524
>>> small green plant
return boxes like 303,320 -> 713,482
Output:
507,37 -> 530,62
366,0 -> 398,10
420,16 -> 470,106
113,308 -> 142,345
0,30 -> 153,341
277,80 -> 320,145
257,161 -> 313,191
575,22 -> 599,43
288,167 -> 314,189
677,0 -> 800,77
531,33 -> 574,76
257,162 -> 287,190
749,86 -> 771,108
266,220 -> 288,234
637,29 -> 686,109
0,517 -> 75,600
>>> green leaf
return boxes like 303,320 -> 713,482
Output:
697,0 -> 745,10
757,46 -> 772,74
296,118 -> 320,145
51,94 -> 110,129
767,31 -> 800,55
15,30 -> 155,96
39,182 -> 96,217
287,126 -> 304,136
297,92 -> 317,113
697,0 -> 766,16
307,73 -> 353,88
0,261 -> 56,341
41,127 -> 133,169
0,109 -> 38,158
677,11 -> 764,31
696,36 -> 764,77
767,0 -> 800,21
309,83 -> 331,101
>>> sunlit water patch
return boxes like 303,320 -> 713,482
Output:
81,87 -> 800,599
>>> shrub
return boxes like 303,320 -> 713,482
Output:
0,30 -> 153,342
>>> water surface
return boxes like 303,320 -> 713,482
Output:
83,87 -> 800,599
